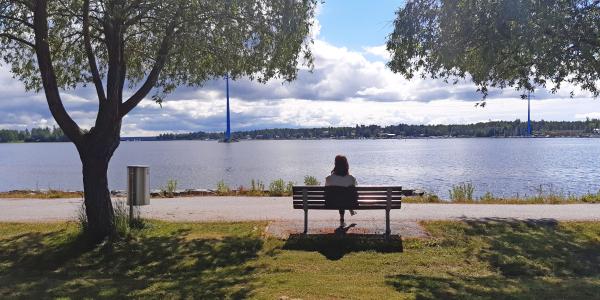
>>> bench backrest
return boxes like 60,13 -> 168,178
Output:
292,186 -> 402,210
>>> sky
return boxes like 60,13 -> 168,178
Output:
2,0 -> 600,136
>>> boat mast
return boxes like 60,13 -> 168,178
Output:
527,91 -> 532,136
225,74 -> 231,142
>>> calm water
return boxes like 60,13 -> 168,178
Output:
0,139 -> 599,197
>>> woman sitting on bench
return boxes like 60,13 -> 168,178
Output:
325,155 -> 357,227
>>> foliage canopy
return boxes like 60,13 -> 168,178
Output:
386,0 -> 600,97
1,0 -> 316,103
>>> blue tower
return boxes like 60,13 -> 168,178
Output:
225,74 -> 231,142
527,91 -> 532,136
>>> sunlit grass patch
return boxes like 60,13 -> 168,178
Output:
0,220 -> 599,299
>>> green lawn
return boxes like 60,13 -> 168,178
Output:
1,220 -> 599,299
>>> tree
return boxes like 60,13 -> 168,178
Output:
0,0 -> 317,241
386,0 -> 600,97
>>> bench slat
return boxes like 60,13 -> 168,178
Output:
292,191 -> 406,197
357,196 -> 402,200
293,200 -> 402,205
293,185 -> 402,192
356,186 -> 402,191
293,195 -> 402,201
356,191 -> 404,195
293,192 -> 403,196
293,205 -> 401,210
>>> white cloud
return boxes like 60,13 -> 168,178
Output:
1,36 -> 600,136
575,112 -> 600,119
363,45 -> 390,60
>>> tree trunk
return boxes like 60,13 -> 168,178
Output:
82,155 -> 114,241
79,124 -> 122,242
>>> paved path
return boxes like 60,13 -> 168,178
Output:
1,197 -> 599,222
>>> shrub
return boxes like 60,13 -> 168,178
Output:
249,179 -> 265,196
269,179 -> 287,196
479,191 -> 496,203
285,181 -> 294,195
216,180 -> 231,196
422,193 -> 441,203
404,193 -> 442,203
113,200 -> 131,236
580,191 -> 600,203
304,175 -> 320,186
449,182 -> 474,202
77,200 -> 145,239
161,179 -> 178,198
530,184 -> 568,204
76,202 -> 88,233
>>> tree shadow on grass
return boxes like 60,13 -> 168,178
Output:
386,218 -> 600,299
0,228 -> 264,299
283,232 -> 403,260
0,230 -> 96,272
387,273 -> 600,300
462,218 -> 600,277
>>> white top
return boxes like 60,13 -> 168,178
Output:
325,174 -> 357,187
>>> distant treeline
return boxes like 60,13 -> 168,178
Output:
4,119 -> 600,143
157,119 -> 600,140
0,127 -> 68,143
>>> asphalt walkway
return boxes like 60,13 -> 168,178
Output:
1,197 -> 599,222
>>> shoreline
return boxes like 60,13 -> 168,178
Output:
2,188 -> 599,205
2,135 -> 600,144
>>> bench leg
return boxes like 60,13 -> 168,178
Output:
304,209 -> 308,234
385,209 -> 391,239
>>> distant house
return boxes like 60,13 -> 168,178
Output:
378,133 -> 396,139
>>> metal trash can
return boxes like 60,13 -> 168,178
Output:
127,165 -> 150,206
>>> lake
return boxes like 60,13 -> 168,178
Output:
0,138 -> 599,198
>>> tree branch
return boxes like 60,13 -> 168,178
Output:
0,33 -> 35,48
120,14 -> 179,117
13,0 -> 34,10
0,14 -> 34,28
33,0 -> 82,145
124,2 -> 154,27
82,0 -> 106,102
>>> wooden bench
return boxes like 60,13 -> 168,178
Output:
292,186 -> 403,237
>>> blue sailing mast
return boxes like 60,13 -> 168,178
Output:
527,91 -> 532,136
225,74 -> 231,142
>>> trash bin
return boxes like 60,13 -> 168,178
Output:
127,165 -> 150,206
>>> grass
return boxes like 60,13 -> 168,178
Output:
0,221 -> 264,299
403,193 -> 600,204
404,184 -> 600,204
1,220 -> 599,299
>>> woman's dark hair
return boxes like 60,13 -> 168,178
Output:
331,155 -> 349,176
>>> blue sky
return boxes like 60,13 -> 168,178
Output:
1,1 -> 600,136
317,0 -> 403,50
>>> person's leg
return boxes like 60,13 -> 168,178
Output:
339,209 -> 345,227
